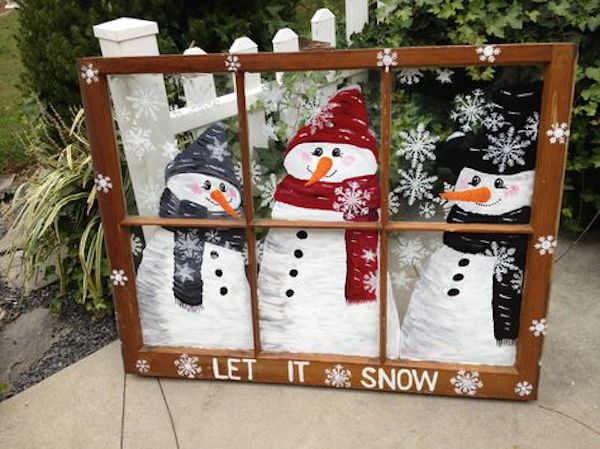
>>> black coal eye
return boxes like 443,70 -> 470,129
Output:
494,178 -> 506,189
203,180 -> 212,190
219,182 -> 226,192
332,148 -> 342,157
468,175 -> 481,187
312,147 -> 323,156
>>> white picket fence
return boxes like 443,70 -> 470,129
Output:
92,1 -> 369,237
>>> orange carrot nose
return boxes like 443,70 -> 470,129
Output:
305,156 -> 333,186
210,190 -> 240,218
440,186 -> 491,203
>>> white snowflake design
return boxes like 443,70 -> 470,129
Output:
176,233 -> 202,259
435,68 -> 454,84
479,126 -> 531,173
522,112 -> 540,140
131,235 -> 144,257
94,173 -> 113,193
207,136 -> 230,162
482,111 -> 508,132
397,68 -> 424,85
432,181 -> 455,218
225,54 -> 241,72
450,370 -> 484,396
476,45 -> 501,63
450,89 -> 494,132
175,263 -> 194,283
546,122 -> 570,144
529,318 -> 547,337
392,269 -> 413,291
333,181 -> 371,219
376,48 -> 398,72
137,180 -> 163,211
242,239 -> 265,265
126,86 -> 162,121
110,269 -> 128,286
174,354 -> 201,379
324,364 -> 352,388
363,271 -> 378,294
80,63 -> 99,85
418,201 -> 436,219
234,160 -> 262,185
256,173 -> 279,208
361,249 -> 377,264
393,237 -> 427,268
534,235 -> 557,255
396,123 -> 439,168
484,241 -> 519,282
260,84 -> 285,113
135,359 -> 150,374
396,163 -> 438,206
161,141 -> 180,159
123,126 -> 154,160
263,117 -> 279,141
204,230 -> 222,244
510,269 -> 524,293
389,190 -> 401,215
308,102 -> 339,135
515,381 -> 533,397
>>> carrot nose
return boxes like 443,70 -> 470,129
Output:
440,187 -> 491,203
210,190 -> 240,218
305,156 -> 333,186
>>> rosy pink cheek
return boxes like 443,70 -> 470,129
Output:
505,185 -> 519,197
227,188 -> 238,200
301,152 -> 312,163
342,155 -> 356,167
190,183 -> 202,194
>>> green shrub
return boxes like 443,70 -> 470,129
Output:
350,0 -> 600,231
17,0 -> 296,118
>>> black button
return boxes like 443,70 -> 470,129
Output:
452,273 -> 464,281
220,287 -> 228,295
447,288 -> 460,297
289,269 -> 298,277
296,230 -> 308,239
285,289 -> 294,297
215,269 -> 223,277
458,258 -> 469,267
211,251 -> 219,259
294,249 -> 303,258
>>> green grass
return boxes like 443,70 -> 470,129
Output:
0,10 -> 30,173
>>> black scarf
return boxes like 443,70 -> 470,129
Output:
443,205 -> 529,344
159,188 -> 245,309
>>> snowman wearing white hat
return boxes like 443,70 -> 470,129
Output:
258,86 -> 401,358
136,123 -> 253,349
399,82 -> 542,365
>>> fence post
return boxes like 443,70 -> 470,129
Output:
345,0 -> 369,44
272,28 -> 299,83
182,47 -> 217,138
93,18 -> 176,240
229,37 -> 268,150
311,9 -> 337,98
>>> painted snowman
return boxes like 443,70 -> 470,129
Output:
136,123 -> 253,349
399,83 -> 541,365
258,86 -> 401,358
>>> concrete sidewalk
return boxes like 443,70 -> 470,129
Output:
1,238 -> 599,449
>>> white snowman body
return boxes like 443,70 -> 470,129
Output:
399,168 -> 535,366
258,141 -> 401,358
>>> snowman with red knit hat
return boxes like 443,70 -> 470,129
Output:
258,86 -> 401,358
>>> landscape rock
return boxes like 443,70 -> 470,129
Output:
0,174 -> 15,201
0,249 -> 58,293
0,226 -> 23,254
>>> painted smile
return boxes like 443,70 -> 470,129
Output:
306,165 -> 338,179
476,198 -> 502,207
206,196 -> 231,207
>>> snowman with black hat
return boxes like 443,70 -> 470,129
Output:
136,123 -> 253,349
399,82 -> 542,366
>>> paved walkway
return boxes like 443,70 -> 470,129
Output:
1,237 -> 599,449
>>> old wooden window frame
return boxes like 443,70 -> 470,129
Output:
78,43 -> 577,400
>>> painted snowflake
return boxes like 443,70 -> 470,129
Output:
479,126 -> 531,173
522,112 -> 540,140
126,86 -> 162,120
389,190 -> 401,215
361,248 -> 377,264
308,102 -> 339,135
175,263 -> 194,283
396,123 -> 439,168
263,117 -> 279,141
225,54 -> 240,72
204,230 -> 222,244
80,63 -> 99,85
110,269 -> 128,286
510,269 -> 524,294
450,370 -> 484,396
161,141 -> 180,159
175,233 -> 202,259
418,201 -> 436,219
546,122 -> 570,144
363,271 -> 378,294
435,68 -> 454,84
450,89 -> 493,132
529,318 -> 547,337
242,239 -> 265,265
397,68 -> 424,85
131,235 -> 144,257
534,235 -> 557,255
94,173 -> 113,193
515,381 -> 533,397
396,163 -> 438,206
256,173 -> 279,208
324,364 -> 352,388
484,241 -> 519,282
136,359 -> 150,374
432,182 -> 456,218
123,126 -> 154,160
234,160 -> 262,185
393,237 -> 427,268
260,84 -> 285,113
482,111 -> 508,132
333,181 -> 371,219
136,180 -> 163,211
476,45 -> 501,63
174,354 -> 201,379
392,269 -> 413,291
206,136 -> 230,162
376,48 -> 398,72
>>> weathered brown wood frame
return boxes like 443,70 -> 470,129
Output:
78,43 -> 577,400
